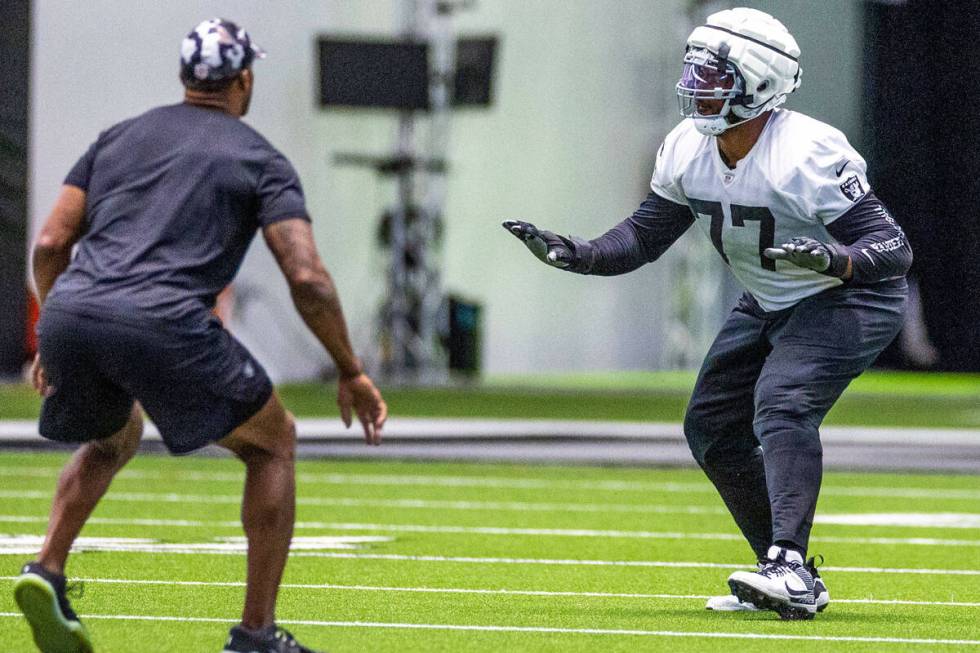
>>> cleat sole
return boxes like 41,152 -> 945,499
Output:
728,578 -> 816,621
14,574 -> 93,653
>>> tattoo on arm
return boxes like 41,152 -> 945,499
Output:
262,218 -> 361,377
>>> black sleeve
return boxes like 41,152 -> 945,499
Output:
575,191 -> 694,276
825,192 -> 912,284
256,152 -> 310,226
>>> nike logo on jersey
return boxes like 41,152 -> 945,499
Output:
835,159 -> 849,176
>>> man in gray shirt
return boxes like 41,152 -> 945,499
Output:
14,18 -> 384,653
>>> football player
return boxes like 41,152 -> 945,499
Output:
504,7 -> 911,620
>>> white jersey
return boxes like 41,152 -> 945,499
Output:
651,109 -> 871,311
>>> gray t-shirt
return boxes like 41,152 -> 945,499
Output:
48,102 -> 307,324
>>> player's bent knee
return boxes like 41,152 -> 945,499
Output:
683,409 -> 717,467
218,393 -> 296,462
753,416 -> 822,454
91,405 -> 143,467
275,412 -> 298,461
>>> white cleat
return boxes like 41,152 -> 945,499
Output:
705,593 -> 759,611
727,546 -> 818,620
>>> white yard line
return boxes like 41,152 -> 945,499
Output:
6,489 -> 980,532
2,514 -> 978,547
0,515 -> 234,528
818,513 -> 980,529
3,416 -> 978,445
7,489 -> 980,527
1,540 -> 974,575
1,576 -> 977,608
0,612 -> 976,645
3,465 -> 979,500
824,487 -> 980,501
0,489 -> 732,516
284,553 -> 980,576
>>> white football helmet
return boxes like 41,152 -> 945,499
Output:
676,7 -> 802,136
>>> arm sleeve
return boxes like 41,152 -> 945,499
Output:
825,192 -> 913,284
64,140 -> 98,190
256,152 -> 309,226
576,191 -> 694,276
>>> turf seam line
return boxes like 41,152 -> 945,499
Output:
0,612 -> 977,645
4,466 -> 980,499
285,553 -> 980,575
7,491 -> 980,525
0,490 -> 735,515
2,514 -> 979,547
1,545 -> 976,575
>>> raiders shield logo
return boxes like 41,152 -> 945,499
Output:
839,175 -> 865,202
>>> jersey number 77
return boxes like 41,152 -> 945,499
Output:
689,198 -> 776,271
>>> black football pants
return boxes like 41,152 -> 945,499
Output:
683,279 -> 907,558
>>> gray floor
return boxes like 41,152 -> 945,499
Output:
286,438 -> 980,473
3,417 -> 978,473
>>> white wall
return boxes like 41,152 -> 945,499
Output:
31,0 -> 864,380
744,0 -> 864,145
31,1 -> 399,380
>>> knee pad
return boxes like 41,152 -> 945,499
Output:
754,417 -> 822,456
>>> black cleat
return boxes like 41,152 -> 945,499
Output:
14,561 -> 93,653
222,624 -> 324,653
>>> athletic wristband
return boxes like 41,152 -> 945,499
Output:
821,243 -> 851,279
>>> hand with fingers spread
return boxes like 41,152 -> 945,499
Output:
502,220 -> 592,272
764,236 -> 851,279
337,372 -> 387,446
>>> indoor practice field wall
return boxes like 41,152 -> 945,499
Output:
28,0 -> 864,380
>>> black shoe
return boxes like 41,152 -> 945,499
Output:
14,561 -> 93,653
222,624 -> 324,653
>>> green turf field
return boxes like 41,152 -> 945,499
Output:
1,451 -> 978,651
2,370 -> 979,427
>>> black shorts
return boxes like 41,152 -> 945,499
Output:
36,305 -> 273,454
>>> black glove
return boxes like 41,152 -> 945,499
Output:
502,220 -> 593,273
764,236 -> 850,278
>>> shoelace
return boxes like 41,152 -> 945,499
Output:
65,580 -> 85,600
806,554 -> 824,577
49,578 -> 84,622
758,560 -> 792,579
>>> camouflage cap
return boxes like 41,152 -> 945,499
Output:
180,18 -> 265,85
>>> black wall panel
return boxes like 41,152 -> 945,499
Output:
0,0 -> 31,376
864,0 -> 980,371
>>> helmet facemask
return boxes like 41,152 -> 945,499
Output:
675,45 -> 748,136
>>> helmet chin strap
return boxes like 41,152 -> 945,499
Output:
691,98 -> 746,136
692,115 -> 733,136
